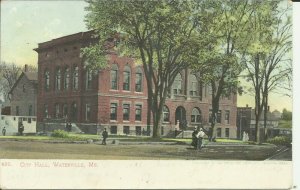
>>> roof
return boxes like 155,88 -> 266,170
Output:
24,72 -> 38,82
8,71 -> 38,94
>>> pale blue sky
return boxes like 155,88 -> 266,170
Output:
0,0 -> 293,111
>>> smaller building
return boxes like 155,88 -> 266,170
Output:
237,105 -> 280,141
8,65 -> 38,117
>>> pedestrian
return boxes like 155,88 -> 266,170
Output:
101,128 -> 108,145
2,126 -> 6,136
196,128 -> 205,150
19,123 -> 24,136
191,126 -> 198,149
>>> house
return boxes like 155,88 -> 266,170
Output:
237,105 -> 281,141
9,65 -> 38,117
34,31 -> 237,138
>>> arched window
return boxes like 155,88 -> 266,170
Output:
55,68 -> 61,91
163,105 -> 170,122
73,66 -> 78,90
64,67 -> 70,90
111,64 -> 118,90
173,73 -> 182,95
123,65 -> 131,91
191,108 -> 201,123
44,70 -> 50,91
135,67 -> 143,92
189,74 -> 198,96
71,102 -> 77,121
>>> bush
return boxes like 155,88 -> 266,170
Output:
267,136 -> 292,147
51,130 -> 69,138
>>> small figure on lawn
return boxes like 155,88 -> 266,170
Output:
197,128 -> 205,150
2,126 -> 6,136
19,123 -> 24,136
102,128 -> 108,145
191,126 -> 198,149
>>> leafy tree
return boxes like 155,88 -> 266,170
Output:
282,108 -> 292,121
83,1 -> 209,138
192,0 -> 254,140
242,1 -> 292,142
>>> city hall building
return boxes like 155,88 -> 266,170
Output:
35,31 -> 237,138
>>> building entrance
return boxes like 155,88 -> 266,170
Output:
175,106 -> 187,130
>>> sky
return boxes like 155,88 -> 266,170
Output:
0,0 -> 293,112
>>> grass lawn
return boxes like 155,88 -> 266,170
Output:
0,140 -> 280,160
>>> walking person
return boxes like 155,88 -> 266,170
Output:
2,126 -> 6,136
191,127 -> 198,149
19,123 -> 24,136
101,128 -> 108,145
196,128 -> 205,150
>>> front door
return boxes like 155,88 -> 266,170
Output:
175,106 -> 187,130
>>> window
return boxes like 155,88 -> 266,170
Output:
55,104 -> 60,118
191,108 -> 201,123
209,110 -> 221,123
28,105 -> 32,116
23,84 -> 26,92
189,74 -> 198,96
123,104 -> 130,121
64,67 -> 70,90
111,64 -> 118,90
85,104 -> 91,121
73,66 -> 78,90
63,104 -> 68,118
123,66 -> 131,91
71,102 -> 77,121
225,110 -> 230,124
135,68 -> 142,92
110,126 -> 117,134
16,106 -> 19,116
45,70 -> 50,91
217,128 -> 222,137
110,103 -> 117,120
163,106 -> 170,122
123,126 -> 130,135
86,69 -> 92,89
217,110 -> 222,123
135,105 -> 142,121
173,73 -> 182,95
44,104 -> 49,118
161,126 -> 164,136
225,128 -> 230,138
55,68 -> 61,91
136,126 -> 141,136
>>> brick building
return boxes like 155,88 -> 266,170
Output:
35,31 -> 237,138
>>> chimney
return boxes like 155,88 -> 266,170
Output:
24,64 -> 28,72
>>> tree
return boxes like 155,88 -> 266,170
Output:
83,1 -> 210,138
0,62 -> 22,101
192,0 -> 254,141
242,1 -> 292,142
282,108 -> 292,121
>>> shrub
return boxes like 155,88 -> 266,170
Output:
267,136 -> 292,147
51,130 -> 69,138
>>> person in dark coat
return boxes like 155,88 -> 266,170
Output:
101,128 -> 108,145
19,123 -> 24,136
191,127 -> 198,149
2,126 -> 6,136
